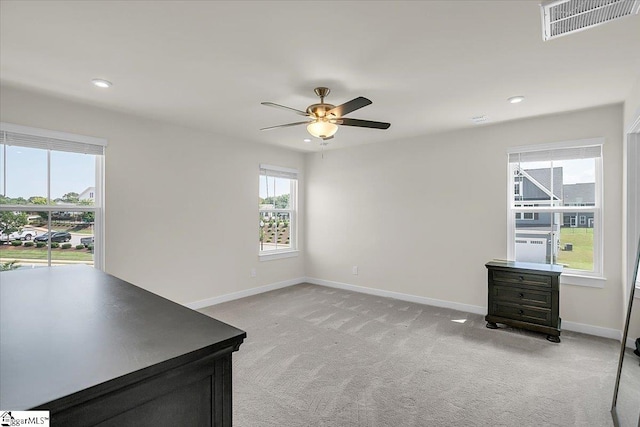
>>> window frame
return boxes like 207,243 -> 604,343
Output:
506,138 -> 604,285
258,164 -> 298,260
0,122 -> 106,270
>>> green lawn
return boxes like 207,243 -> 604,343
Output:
0,246 -> 93,262
556,227 -> 593,271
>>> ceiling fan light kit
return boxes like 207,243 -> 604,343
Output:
261,87 -> 390,143
307,121 -> 338,139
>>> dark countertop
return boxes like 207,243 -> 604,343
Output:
0,265 -> 246,410
485,260 -> 564,274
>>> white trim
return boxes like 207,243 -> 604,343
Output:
626,113 -> 640,134
259,163 -> 298,175
507,139 -> 604,276
184,277 -> 306,310
185,275 -> 622,341
561,320 -> 622,341
0,122 -> 107,146
560,274 -> 606,288
304,277 -> 487,315
259,250 -> 299,261
506,137 -> 604,154
626,336 -> 637,349
626,129 -> 639,303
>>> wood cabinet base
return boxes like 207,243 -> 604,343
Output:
485,261 -> 563,344
485,315 -> 562,343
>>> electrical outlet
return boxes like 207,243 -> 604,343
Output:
250,268 -> 256,278
352,266 -> 358,275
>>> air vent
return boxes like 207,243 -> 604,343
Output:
541,0 -> 640,41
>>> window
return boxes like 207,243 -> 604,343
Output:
514,181 -> 522,197
507,139 -> 602,277
0,123 -> 106,271
259,164 -> 297,257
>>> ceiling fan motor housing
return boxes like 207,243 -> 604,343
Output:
306,103 -> 336,118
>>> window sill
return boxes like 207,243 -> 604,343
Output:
560,273 -> 606,288
259,250 -> 299,262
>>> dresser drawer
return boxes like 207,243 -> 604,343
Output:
492,270 -> 551,288
491,301 -> 552,326
491,285 -> 552,308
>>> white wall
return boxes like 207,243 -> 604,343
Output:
0,85 -> 305,304
305,104 -> 624,331
1,84 -> 630,334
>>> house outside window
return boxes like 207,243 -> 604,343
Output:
507,139 -> 602,277
0,123 -> 106,271
259,164 -> 297,257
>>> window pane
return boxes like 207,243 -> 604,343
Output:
514,211 -> 560,265
259,175 -> 291,209
49,219 -> 94,267
1,145 -> 48,205
557,158 -> 596,207
260,213 -> 278,251
50,151 -> 96,206
1,210 -> 94,270
513,161 -> 559,206
557,212 -> 594,271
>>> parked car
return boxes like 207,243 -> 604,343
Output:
34,231 -> 72,243
80,236 -> 94,246
9,228 -> 38,241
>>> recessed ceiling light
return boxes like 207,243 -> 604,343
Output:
91,79 -> 112,88
303,138 -> 311,143
471,115 -> 489,124
508,96 -> 525,104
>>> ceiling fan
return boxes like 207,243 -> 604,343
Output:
260,87 -> 390,141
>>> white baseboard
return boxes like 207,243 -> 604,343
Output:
304,277 -> 487,315
305,277 -> 624,342
185,275 -> 625,343
184,277 -> 305,310
561,320 -> 622,341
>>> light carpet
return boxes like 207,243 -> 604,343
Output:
199,283 -> 620,427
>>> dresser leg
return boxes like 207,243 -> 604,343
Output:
546,335 -> 561,343
486,322 -> 498,329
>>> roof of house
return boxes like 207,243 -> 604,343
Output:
563,183 -> 595,205
522,167 -> 563,200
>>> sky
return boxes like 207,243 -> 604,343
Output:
259,175 -> 291,200
518,158 -> 596,185
0,145 -> 95,200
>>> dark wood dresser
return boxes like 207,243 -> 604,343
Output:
0,265 -> 246,426
485,261 -> 563,342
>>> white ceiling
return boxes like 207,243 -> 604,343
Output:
1,1 -> 639,152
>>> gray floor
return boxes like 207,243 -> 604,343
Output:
200,283 -> 621,427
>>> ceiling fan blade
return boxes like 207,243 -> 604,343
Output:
326,97 -> 372,117
260,121 -> 311,131
261,102 -> 309,116
338,118 -> 391,129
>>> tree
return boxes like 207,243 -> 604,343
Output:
0,195 -> 28,205
262,194 -> 290,209
28,196 -> 48,205
78,199 -> 94,223
0,211 -> 28,235
62,192 -> 80,204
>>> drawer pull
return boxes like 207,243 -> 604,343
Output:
518,309 -> 524,315
518,293 -> 524,298
518,276 -> 524,281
